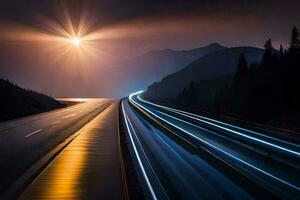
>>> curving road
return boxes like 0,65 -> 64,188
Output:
121,91 -> 300,199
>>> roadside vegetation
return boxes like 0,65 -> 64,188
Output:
0,79 -> 65,121
214,27 -> 300,130
144,27 -> 300,132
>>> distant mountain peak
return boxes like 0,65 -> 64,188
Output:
205,43 -> 224,47
188,43 -> 227,52
144,46 -> 265,100
145,43 -> 227,55
117,43 -> 229,96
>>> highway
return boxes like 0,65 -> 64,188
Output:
19,102 -> 123,200
0,98 -> 113,197
121,91 -> 300,199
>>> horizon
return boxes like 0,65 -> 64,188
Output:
0,0 -> 299,97
0,41 -> 276,98
1,1 -> 300,199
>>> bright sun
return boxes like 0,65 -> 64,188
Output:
71,37 -> 81,46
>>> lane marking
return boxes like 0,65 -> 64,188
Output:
0,103 -> 86,134
125,112 -> 167,198
129,95 -> 300,192
62,114 -> 76,119
135,93 -> 300,156
121,102 -> 158,200
25,129 -> 43,138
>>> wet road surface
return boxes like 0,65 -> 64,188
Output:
19,102 -> 123,199
0,99 -> 116,199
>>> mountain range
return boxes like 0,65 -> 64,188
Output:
143,46 -> 265,100
114,43 -> 227,95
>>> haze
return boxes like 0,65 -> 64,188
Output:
0,0 -> 299,97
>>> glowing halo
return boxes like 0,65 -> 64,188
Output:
0,1 -> 113,73
71,37 -> 81,46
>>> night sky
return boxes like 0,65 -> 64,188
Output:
0,0 -> 299,97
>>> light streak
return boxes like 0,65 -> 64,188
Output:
135,92 -> 300,157
121,102 -> 158,200
128,92 -> 300,192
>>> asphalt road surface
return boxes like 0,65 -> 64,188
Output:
121,92 -> 300,199
1,94 -> 299,199
0,99 -> 115,198
19,102 -> 123,199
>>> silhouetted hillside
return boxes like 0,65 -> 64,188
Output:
142,43 -> 227,70
143,27 -> 300,132
144,47 -> 264,100
116,43 -> 227,94
0,79 -> 65,121
214,30 -> 300,131
171,75 -> 233,111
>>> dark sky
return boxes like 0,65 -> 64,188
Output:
1,1 -> 299,42
0,1 -> 298,22
0,0 -> 300,97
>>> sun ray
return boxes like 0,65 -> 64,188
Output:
0,0 -> 119,77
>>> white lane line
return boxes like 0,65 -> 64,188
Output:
121,102 -> 158,200
25,129 -> 43,138
62,114 -> 76,119
135,93 -> 300,156
130,96 -> 300,192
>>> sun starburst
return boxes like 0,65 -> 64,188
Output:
71,37 -> 81,46
0,1 -> 116,75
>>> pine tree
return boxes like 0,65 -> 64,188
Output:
279,44 -> 284,59
264,39 -> 273,51
262,39 -> 274,68
232,53 -> 248,91
289,26 -> 300,54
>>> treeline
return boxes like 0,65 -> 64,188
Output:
216,27 -> 300,128
0,78 -> 65,121
174,27 -> 300,130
